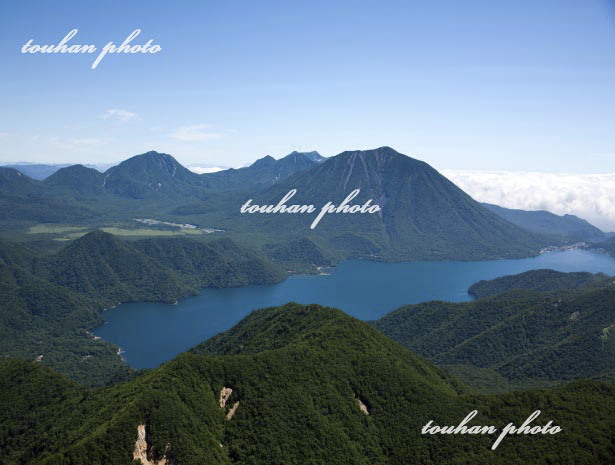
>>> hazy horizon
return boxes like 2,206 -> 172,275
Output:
3,148 -> 615,231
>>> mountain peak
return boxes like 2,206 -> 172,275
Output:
250,155 -> 276,168
315,147 -> 426,179
118,150 -> 180,166
338,146 -> 405,159
142,150 -> 174,159
283,151 -> 325,163
103,151 -> 207,198
0,166 -> 40,196
44,164 -> 105,196
67,229 -> 122,248
200,152 -> 321,192
0,166 -> 32,179
48,164 -> 102,176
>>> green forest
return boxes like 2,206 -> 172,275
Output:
2,304 -> 615,465
373,270 -> 615,391
0,231 -> 285,386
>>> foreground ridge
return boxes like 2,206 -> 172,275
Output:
1,303 -> 614,464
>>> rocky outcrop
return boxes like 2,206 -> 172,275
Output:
219,387 -> 239,420
219,387 -> 232,408
356,397 -> 369,415
226,401 -> 240,420
133,424 -> 171,465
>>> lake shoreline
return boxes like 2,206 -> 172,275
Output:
94,249 -> 615,370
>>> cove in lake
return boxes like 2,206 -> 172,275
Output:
94,249 -> 615,369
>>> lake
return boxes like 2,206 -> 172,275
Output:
94,249 -> 615,369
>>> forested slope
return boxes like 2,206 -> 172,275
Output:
0,232 -> 285,385
374,271 -> 615,389
1,304 -> 615,465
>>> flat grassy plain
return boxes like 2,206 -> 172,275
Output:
27,223 -> 216,241
28,224 -> 88,235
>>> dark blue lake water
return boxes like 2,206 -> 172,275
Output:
94,249 -> 615,369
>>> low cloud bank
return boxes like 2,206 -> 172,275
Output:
443,170 -> 615,233
188,165 -> 226,174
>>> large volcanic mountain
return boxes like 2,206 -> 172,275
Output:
237,147 -> 545,260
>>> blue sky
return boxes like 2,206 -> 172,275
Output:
1,0 -> 614,172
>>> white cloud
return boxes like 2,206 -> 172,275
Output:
169,124 -> 223,142
101,108 -> 139,122
443,170 -> 615,232
188,165 -> 227,174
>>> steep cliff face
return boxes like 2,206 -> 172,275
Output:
133,424 -> 172,465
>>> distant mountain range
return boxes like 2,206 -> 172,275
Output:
0,150 -> 326,200
0,166 -> 96,225
0,166 -> 41,195
0,146 -> 609,260
0,163 -> 112,180
200,150 -> 325,192
483,203 -> 608,242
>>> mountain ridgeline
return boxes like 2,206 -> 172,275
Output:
2,303 -> 615,465
373,270 -> 615,391
483,203 -> 608,243
1,163 -> 75,180
41,230 -> 286,305
201,150 -> 326,192
593,235 -> 615,256
468,269 -> 610,298
0,150 -> 327,233
3,146 -> 606,262
4,150 -> 325,200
